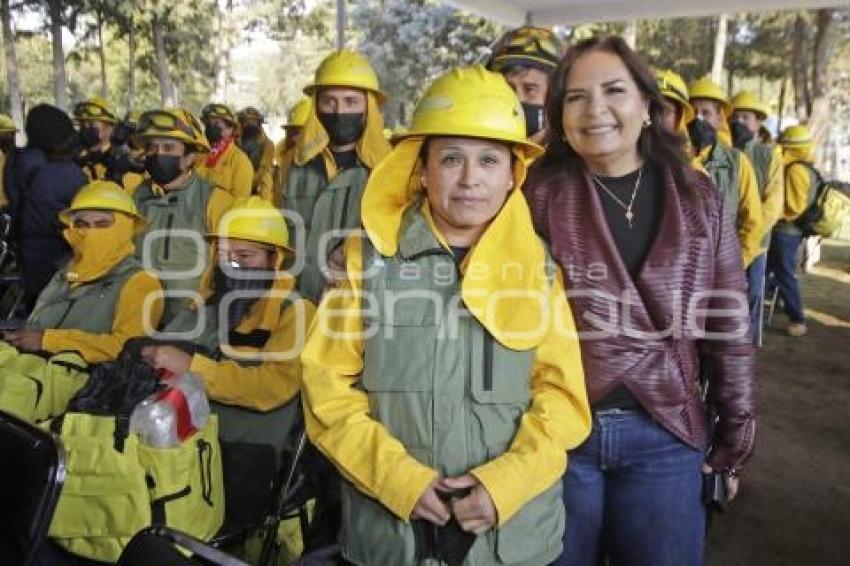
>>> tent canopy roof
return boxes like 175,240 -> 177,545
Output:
444,0 -> 842,26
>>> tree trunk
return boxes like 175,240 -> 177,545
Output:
808,8 -> 836,168
126,7 -> 136,113
792,13 -> 810,121
1,0 -> 23,142
213,0 -> 233,101
97,10 -> 107,99
623,20 -> 638,49
710,13 -> 728,85
777,74 -> 787,134
47,0 -> 68,109
152,14 -> 175,106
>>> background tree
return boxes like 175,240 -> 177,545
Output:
1,0 -> 23,137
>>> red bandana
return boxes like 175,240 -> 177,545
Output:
205,138 -> 231,167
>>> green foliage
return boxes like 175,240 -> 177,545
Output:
351,0 -> 502,126
0,0 -> 848,139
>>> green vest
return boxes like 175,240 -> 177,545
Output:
134,173 -> 214,325
283,158 -> 369,302
742,139 -> 775,248
703,142 -> 742,227
27,255 -> 142,333
164,302 -> 299,463
742,139 -> 773,199
341,206 -> 562,566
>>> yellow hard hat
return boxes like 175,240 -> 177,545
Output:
59,180 -> 146,227
730,90 -> 770,120
656,69 -> 695,125
237,106 -> 265,124
0,114 -> 17,132
208,196 -> 293,252
393,65 -> 543,158
303,50 -> 387,104
202,103 -> 239,127
137,108 -> 211,153
780,124 -> 812,147
489,26 -> 563,73
73,96 -> 118,124
689,76 -> 732,115
283,98 -> 312,129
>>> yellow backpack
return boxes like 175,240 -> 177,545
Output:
46,412 -> 225,562
0,343 -> 88,422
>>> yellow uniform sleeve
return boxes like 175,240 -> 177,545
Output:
231,150 -> 254,200
189,299 -> 316,412
42,271 -> 163,363
470,270 -> 591,526
735,152 -> 763,267
758,146 -> 785,245
122,171 -> 147,197
783,162 -> 814,221
254,138 -> 276,201
206,187 -> 234,232
301,235 -> 439,521
274,149 -> 296,208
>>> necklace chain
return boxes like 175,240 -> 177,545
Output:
591,166 -> 644,229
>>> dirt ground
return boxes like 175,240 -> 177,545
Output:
706,239 -> 850,566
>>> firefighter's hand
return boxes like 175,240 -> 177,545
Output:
440,474 -> 497,534
141,345 -> 192,375
3,330 -> 44,352
411,478 -> 451,526
703,463 -> 740,501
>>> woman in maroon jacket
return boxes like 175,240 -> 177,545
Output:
524,36 -> 755,566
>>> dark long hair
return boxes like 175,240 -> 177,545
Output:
542,35 -> 697,199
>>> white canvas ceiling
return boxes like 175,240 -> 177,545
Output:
443,0 -> 846,26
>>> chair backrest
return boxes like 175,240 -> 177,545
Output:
117,526 -> 249,566
0,409 -> 66,566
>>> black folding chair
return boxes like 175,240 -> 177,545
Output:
0,409 -> 66,566
210,413 -> 319,566
117,526 -> 248,566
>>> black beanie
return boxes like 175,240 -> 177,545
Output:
25,104 -> 75,151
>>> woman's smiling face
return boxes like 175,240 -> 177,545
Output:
561,49 -> 649,175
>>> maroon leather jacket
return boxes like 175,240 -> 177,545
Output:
524,164 -> 756,473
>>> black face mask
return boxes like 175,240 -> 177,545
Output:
80,125 -> 101,148
318,112 -> 365,146
0,139 -> 15,155
210,265 -> 275,330
204,123 -> 223,144
687,117 -> 717,154
521,103 -> 545,137
730,121 -> 755,150
241,124 -> 261,140
144,153 -> 184,186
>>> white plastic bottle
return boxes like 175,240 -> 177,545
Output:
130,373 -> 209,447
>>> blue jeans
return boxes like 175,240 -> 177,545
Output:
556,409 -> 705,566
767,231 -> 805,323
747,253 -> 767,344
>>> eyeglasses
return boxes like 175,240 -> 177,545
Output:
139,110 -> 196,138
